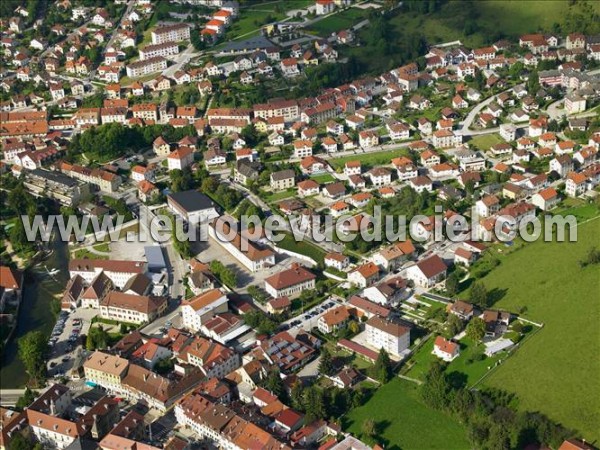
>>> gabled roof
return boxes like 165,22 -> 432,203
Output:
415,255 -> 446,278
434,336 -> 459,354
265,264 -> 316,290
0,266 -> 22,289
353,262 -> 379,279
184,289 -> 226,312
366,316 -> 410,338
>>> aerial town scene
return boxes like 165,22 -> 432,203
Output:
0,0 -> 599,449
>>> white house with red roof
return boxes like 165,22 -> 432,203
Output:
433,336 -> 460,361
532,187 -> 559,211
264,264 -> 316,299
406,255 -> 447,288
167,146 -> 194,171
324,252 -> 350,271
315,0 -> 336,15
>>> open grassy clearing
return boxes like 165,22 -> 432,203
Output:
553,198 -> 600,222
310,173 -> 336,184
263,189 -> 296,204
72,248 -> 108,260
468,133 -> 504,151
405,335 -> 510,387
225,6 -> 286,40
467,217 -> 600,441
325,341 -> 374,371
307,7 -> 369,36
274,232 -> 327,265
329,148 -> 410,170
344,378 -> 470,449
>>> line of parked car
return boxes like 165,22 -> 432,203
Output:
48,312 -> 83,373
283,300 -> 339,330
48,311 -> 70,347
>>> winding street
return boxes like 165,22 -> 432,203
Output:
459,84 -> 524,136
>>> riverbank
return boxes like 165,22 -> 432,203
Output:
0,238 -> 70,388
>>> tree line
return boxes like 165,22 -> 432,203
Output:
68,123 -> 196,162
420,362 -> 573,450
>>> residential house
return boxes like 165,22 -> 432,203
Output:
405,255 -> 447,288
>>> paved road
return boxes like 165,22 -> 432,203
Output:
141,306 -> 183,337
460,84 -> 524,135
0,387 -> 49,407
88,0 -> 137,82
163,45 -> 199,78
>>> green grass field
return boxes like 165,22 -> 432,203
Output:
225,5 -> 286,40
553,199 -> 600,222
72,248 -> 108,260
329,148 -> 410,170
275,232 -> 327,265
343,1 -> 600,76
262,188 -> 296,204
344,378 -> 470,449
474,217 -> 600,441
310,173 -> 336,184
390,1 -> 600,48
468,133 -> 504,151
308,7 -> 368,36
405,336 -> 505,386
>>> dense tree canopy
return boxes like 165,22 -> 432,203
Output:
18,331 -> 47,386
68,123 -> 196,161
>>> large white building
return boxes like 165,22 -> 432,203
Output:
264,263 -> 316,299
366,316 -> 410,357
151,23 -> 191,44
405,255 -> 447,288
181,289 -> 229,333
26,386 -> 80,450
99,291 -> 167,324
126,56 -> 167,78
208,221 -> 275,272
139,41 -> 179,60
177,335 -> 240,379
167,190 -> 220,224
68,259 -> 146,289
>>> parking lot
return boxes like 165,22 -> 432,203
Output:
110,239 -> 148,260
47,308 -> 96,378
195,238 -> 308,294
281,296 -> 344,337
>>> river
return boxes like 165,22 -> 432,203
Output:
0,238 -> 70,388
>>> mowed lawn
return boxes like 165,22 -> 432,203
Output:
468,133 -> 504,151
275,232 -> 327,265
329,148 -> 410,170
308,7 -> 368,36
343,378 -> 470,449
405,336 -> 505,387
225,7 -> 285,40
478,217 -> 600,441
